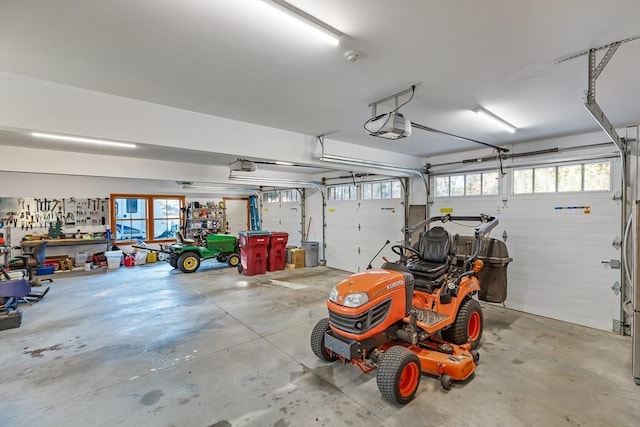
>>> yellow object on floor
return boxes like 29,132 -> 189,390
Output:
146,252 -> 157,263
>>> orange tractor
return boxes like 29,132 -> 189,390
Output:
310,214 -> 507,404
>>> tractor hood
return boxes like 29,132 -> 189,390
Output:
329,269 -> 406,308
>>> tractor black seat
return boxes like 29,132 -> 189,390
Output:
406,226 -> 451,279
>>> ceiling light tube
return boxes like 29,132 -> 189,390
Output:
31,132 -> 136,149
474,107 -> 517,133
259,0 -> 342,46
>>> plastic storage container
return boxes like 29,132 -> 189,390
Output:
301,241 -> 319,267
35,265 -> 55,275
75,251 -> 88,267
238,230 -> 270,276
267,232 -> 289,272
105,250 -> 123,269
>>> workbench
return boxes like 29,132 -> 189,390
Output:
20,238 -> 111,262
20,238 -> 109,248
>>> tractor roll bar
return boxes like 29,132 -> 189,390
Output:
404,214 -> 499,269
406,214 -> 498,237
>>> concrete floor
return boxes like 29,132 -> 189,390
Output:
1,261 -> 639,427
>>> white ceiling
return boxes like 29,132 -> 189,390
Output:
0,0 -> 639,165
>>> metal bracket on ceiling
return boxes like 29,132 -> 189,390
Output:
584,46 -> 624,152
368,86 -> 416,117
555,34 -> 640,152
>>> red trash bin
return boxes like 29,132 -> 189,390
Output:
267,232 -> 289,271
238,231 -> 270,276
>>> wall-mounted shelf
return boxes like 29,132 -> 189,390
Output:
186,203 -> 227,238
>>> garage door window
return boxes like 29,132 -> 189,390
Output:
435,172 -> 499,197
361,180 -> 402,200
513,161 -> 610,194
264,190 -> 299,203
264,192 -> 279,203
328,184 -> 357,201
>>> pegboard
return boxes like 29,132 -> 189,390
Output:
0,197 -> 109,230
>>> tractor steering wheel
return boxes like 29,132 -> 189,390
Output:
391,245 -> 420,260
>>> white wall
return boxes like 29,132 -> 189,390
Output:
0,72 -> 424,172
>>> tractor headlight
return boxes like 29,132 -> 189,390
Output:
342,292 -> 370,308
328,286 -> 339,303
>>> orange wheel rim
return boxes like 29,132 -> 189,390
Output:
399,362 -> 419,397
468,312 -> 481,341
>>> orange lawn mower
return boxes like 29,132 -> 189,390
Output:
310,214 -> 507,404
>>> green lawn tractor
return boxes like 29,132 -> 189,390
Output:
166,231 -> 240,273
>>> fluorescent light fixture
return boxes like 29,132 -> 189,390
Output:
229,170 -> 321,187
473,107 -> 516,133
275,161 -> 294,166
31,132 -> 136,149
257,0 -> 342,46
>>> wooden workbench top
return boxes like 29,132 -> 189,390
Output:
20,238 -> 108,247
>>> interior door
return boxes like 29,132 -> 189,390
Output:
224,198 -> 248,236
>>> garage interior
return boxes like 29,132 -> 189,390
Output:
1,1 -> 639,426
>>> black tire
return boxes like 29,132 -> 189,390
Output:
471,349 -> 480,364
377,346 -> 421,404
178,252 -> 200,273
310,318 -> 338,362
227,253 -> 240,267
440,374 -> 452,390
216,254 -> 227,263
169,256 -> 178,268
442,297 -> 483,350
237,263 -> 244,274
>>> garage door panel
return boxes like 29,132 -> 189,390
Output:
432,159 -> 620,331
326,198 -> 403,273
262,202 -> 302,245
326,202 -> 359,272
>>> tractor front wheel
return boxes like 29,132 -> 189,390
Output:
442,297 -> 483,349
310,318 -> 338,362
377,346 -> 421,404
178,252 -> 201,273
227,253 -> 240,267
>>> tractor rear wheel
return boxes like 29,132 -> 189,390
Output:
377,346 -> 421,404
442,297 -> 483,349
178,252 -> 200,273
310,318 -> 338,362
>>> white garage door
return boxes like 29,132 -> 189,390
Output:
262,201 -> 303,246
431,158 -> 621,331
325,181 -> 405,273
